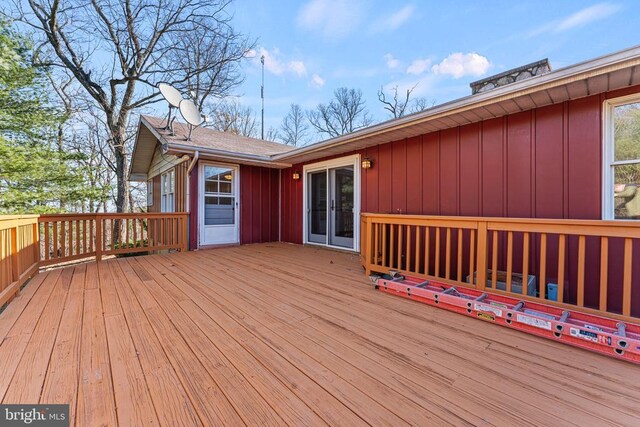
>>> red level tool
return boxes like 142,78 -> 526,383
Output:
375,273 -> 640,364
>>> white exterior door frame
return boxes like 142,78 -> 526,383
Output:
302,154 -> 361,252
198,161 -> 240,246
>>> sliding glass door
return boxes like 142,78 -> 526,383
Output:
306,165 -> 355,249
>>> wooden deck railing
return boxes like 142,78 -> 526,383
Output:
39,212 -> 188,266
0,216 -> 40,307
361,213 -> 640,322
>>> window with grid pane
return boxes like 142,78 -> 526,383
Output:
605,96 -> 640,219
161,170 -> 175,212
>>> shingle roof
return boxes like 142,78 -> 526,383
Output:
142,115 -> 294,157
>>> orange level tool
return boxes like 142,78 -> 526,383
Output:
375,273 -> 640,364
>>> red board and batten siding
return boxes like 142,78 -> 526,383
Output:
239,165 -> 279,244
279,86 -> 640,314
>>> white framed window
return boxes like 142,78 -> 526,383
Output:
146,179 -> 153,206
161,169 -> 175,212
603,94 -> 640,220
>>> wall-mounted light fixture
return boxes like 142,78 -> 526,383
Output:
361,157 -> 373,169
292,171 -> 301,180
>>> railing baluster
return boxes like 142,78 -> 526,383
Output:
557,234 -> 566,304
76,219 -> 81,256
397,224 -> 402,270
425,226 -> 430,276
457,229 -> 463,282
435,227 -> 441,277
469,229 -> 475,285
53,221 -> 58,260
623,238 -> 633,317
491,230 -> 498,289
44,222 -> 50,261
382,224 -> 387,267
599,236 -> 608,312
406,225 -> 411,272
373,222 -> 379,266
61,221 -> 66,259
539,233 -> 547,300
389,224 -> 394,269
522,232 -> 530,296
506,231 -> 513,293
445,227 -> 451,279
415,225 -> 421,274
577,235 -> 586,307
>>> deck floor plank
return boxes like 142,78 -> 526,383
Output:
0,243 -> 639,426
127,256 -> 286,426
75,262 -> 118,427
39,265 -> 86,423
0,268 -> 65,402
99,261 -> 159,427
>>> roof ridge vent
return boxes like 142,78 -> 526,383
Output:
470,59 -> 551,94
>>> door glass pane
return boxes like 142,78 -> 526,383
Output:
332,167 -> 354,243
205,196 -> 234,225
308,171 -> 327,243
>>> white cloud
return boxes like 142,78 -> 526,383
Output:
297,0 -> 365,39
431,53 -> 490,78
289,61 -> 307,77
556,3 -> 620,31
257,47 -> 307,77
529,2 -> 621,36
371,4 -> 415,32
406,58 -> 431,75
384,53 -> 400,70
310,73 -> 325,88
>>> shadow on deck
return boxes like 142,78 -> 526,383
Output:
0,243 -> 638,426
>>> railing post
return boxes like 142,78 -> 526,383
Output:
33,221 -> 40,266
364,217 -> 373,275
475,221 -> 488,291
95,216 -> 102,262
10,226 -> 20,282
181,215 -> 188,252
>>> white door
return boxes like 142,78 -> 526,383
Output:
199,163 -> 240,245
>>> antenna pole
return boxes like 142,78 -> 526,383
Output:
261,54 -> 265,140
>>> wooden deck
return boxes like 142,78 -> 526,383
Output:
0,243 -> 639,426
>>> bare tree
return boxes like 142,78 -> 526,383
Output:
308,87 -> 372,138
208,98 -> 258,137
279,103 -> 309,146
411,96 -> 435,113
264,126 -> 280,142
377,84 -> 417,119
169,24 -> 254,110
12,0 -> 251,213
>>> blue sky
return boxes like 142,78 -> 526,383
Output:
227,1 -> 639,138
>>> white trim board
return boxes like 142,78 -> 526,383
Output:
602,93 -> 640,220
302,154 -> 361,252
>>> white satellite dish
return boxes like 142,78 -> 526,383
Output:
158,83 -> 183,134
179,99 -> 206,140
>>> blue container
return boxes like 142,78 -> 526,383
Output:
547,283 -> 558,301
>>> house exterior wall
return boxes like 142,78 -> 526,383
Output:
148,161 -> 188,213
279,85 -> 640,314
239,165 -> 280,244
187,161 -> 280,249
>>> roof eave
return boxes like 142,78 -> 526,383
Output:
273,44 -> 640,163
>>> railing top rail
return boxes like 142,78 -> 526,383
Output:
361,212 -> 640,229
39,212 -> 189,221
0,215 -> 39,231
